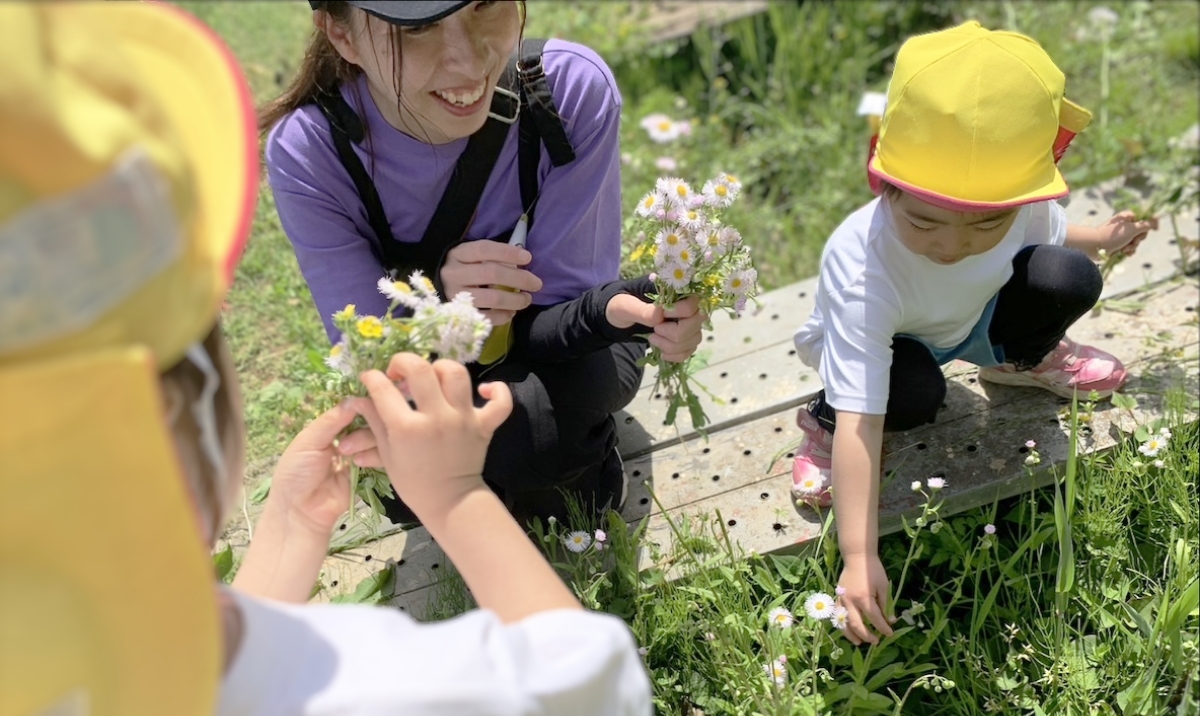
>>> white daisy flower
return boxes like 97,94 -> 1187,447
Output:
1138,435 -> 1168,457
678,207 -> 708,232
564,530 -> 592,553
926,476 -> 946,490
654,227 -> 687,258
656,177 -> 694,208
377,275 -> 424,310
1025,439 -> 1037,449
984,523 -> 997,535
660,260 -> 693,291
640,113 -> 681,143
724,268 -> 756,297
767,607 -> 794,629
716,226 -> 742,249
694,228 -> 720,251
431,292 -> 491,363
324,339 -> 355,377
1153,459 -> 1165,469
794,473 -> 826,495
804,592 -> 836,620
1088,6 -> 1119,28
911,480 -> 922,491
636,190 -> 666,218
702,178 -> 739,208
830,605 -> 849,631
1159,427 -> 1172,439
763,657 -> 787,685
676,245 -> 697,266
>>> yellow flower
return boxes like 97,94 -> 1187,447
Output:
356,316 -> 384,339
329,344 -> 344,358
334,304 -> 357,321
704,274 -> 721,288
649,244 -> 658,257
629,243 -> 647,263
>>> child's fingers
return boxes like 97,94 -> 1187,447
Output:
431,359 -> 474,413
336,425 -> 376,456
360,369 -> 413,427
843,602 -> 877,645
663,295 -> 701,319
872,593 -> 896,637
290,399 -> 361,452
476,381 -> 514,434
383,353 -> 447,413
351,448 -> 383,469
350,396 -> 389,459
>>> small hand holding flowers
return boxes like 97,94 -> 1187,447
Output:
627,173 -> 759,430
322,272 -> 492,521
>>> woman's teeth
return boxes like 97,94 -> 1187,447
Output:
435,85 -> 485,107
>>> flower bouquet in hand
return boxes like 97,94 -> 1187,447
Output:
323,271 -> 491,523
627,173 -> 759,431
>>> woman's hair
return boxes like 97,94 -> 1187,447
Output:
258,1 -> 528,139
258,1 -> 360,135
160,324 -> 244,544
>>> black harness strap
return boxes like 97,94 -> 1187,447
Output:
314,39 -> 573,287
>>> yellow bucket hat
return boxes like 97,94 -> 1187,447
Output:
0,3 -> 255,715
868,21 -> 1092,211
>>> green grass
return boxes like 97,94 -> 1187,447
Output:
420,398 -> 1199,715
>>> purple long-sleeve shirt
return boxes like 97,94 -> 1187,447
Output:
265,40 -> 623,343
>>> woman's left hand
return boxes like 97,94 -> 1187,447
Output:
607,294 -> 706,363
268,400 -> 383,536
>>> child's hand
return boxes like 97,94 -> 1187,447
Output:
1097,211 -> 1158,257
356,354 -> 513,522
269,400 -> 379,535
606,294 -> 706,363
837,553 -> 895,646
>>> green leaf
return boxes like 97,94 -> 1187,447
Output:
212,544 -> 235,583
1111,391 -> 1138,412
865,662 -> 902,692
330,563 -> 395,605
248,476 -> 272,505
1119,601 -> 1154,638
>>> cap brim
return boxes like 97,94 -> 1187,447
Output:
868,155 -> 1069,212
349,0 -> 473,26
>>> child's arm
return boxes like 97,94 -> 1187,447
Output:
831,410 -> 895,646
1065,211 -> 1158,259
357,356 -> 583,623
233,401 -> 380,602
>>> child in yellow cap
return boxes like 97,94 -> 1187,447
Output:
0,4 -> 650,715
790,22 -> 1157,646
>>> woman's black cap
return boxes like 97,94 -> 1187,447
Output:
308,1 -> 474,26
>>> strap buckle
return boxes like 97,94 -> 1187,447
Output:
487,85 -> 520,125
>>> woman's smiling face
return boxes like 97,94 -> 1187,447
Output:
888,189 -> 1020,265
327,1 -> 521,144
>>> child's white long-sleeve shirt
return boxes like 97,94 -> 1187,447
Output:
218,590 -> 652,716
794,196 -> 1067,415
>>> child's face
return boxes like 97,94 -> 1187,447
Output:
339,2 -> 521,144
888,190 -> 1019,265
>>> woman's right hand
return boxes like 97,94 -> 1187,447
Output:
440,240 -> 543,326
355,353 -> 513,522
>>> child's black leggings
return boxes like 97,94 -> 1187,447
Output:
808,244 -> 1102,433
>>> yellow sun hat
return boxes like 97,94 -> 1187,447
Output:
0,3 -> 256,715
868,21 -> 1092,211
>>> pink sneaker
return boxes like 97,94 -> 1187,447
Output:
792,409 -> 833,508
978,336 -> 1127,399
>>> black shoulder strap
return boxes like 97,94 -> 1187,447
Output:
315,40 -> 574,282
314,91 -> 402,271
516,39 -> 576,226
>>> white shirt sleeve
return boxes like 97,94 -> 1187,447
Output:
819,281 -> 902,415
218,591 -> 652,716
1022,200 -> 1069,247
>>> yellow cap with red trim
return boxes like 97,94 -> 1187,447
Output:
868,21 -> 1092,211
0,3 -> 256,715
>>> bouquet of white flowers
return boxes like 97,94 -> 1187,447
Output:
627,173 -> 758,431
323,271 -> 492,521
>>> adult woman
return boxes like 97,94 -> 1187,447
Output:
261,0 -> 705,524
1,4 -> 651,713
